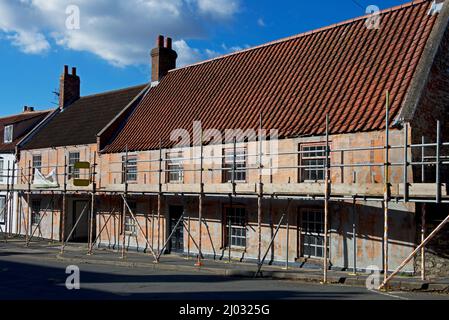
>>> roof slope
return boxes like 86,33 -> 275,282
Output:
103,0 -> 441,153
22,84 -> 147,150
0,111 -> 51,153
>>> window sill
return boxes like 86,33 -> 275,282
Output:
225,246 -> 246,252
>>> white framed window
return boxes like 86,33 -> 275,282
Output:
4,125 -> 13,144
31,200 -> 41,226
300,208 -> 328,259
299,144 -> 326,182
0,157 -> 4,183
68,152 -> 80,180
0,196 -> 6,224
223,147 -> 247,183
32,154 -> 42,174
225,207 -> 246,248
122,155 -> 137,183
166,151 -> 184,183
124,201 -> 137,236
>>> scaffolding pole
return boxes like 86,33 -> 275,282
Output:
157,139 -> 162,253
421,204 -> 426,281
323,114 -> 330,283
196,137 -> 204,267
258,112 -> 264,264
383,91 -> 390,282
87,152 -> 97,255
61,156 -> 68,244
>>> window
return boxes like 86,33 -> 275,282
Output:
225,207 -> 246,248
299,145 -> 326,182
300,208 -> 327,258
4,125 -> 13,143
166,151 -> 184,183
31,200 -> 41,226
223,147 -> 247,183
32,154 -> 42,174
0,196 -> 5,224
124,201 -> 137,236
0,157 -> 4,183
68,152 -> 80,180
122,155 -> 137,183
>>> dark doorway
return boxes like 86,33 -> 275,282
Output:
70,200 -> 90,242
168,206 -> 184,254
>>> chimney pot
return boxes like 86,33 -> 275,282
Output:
166,37 -> 172,50
23,106 -> 34,112
64,65 -> 69,75
72,67 -> 77,76
157,35 -> 164,48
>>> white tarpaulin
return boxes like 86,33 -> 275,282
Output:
33,169 -> 59,188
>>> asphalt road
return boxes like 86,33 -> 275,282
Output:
0,249 -> 448,301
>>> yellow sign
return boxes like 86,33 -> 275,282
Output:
73,161 -> 91,187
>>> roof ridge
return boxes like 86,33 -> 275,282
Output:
80,83 -> 148,99
171,0 -> 433,72
0,109 -> 51,121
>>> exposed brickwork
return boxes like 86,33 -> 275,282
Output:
59,66 -> 80,109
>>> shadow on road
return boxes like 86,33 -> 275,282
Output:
0,259 -> 368,300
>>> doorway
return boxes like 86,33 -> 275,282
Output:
70,200 -> 90,242
168,206 -> 184,254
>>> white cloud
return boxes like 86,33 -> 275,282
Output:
257,18 -> 266,27
7,30 -> 50,54
196,0 -> 239,19
0,0 -> 241,67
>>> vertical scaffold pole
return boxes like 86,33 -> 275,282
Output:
196,138 -> 204,267
25,160 -> 31,246
258,113 -> 263,264
352,197 -> 357,275
88,152 -> 97,255
383,91 -> 390,282
403,123 -> 409,202
323,114 -> 330,284
157,139 -> 162,254
421,204 -> 426,281
436,121 -> 441,204
4,162 -> 10,241
121,149 -> 128,259
60,156 -> 68,251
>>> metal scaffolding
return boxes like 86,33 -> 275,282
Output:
1,92 -> 449,291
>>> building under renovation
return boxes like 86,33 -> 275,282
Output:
1,0 -> 448,288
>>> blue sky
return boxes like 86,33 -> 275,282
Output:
0,0 -> 407,117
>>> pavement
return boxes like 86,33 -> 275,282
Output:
0,235 -> 449,298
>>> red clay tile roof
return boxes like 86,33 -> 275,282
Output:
0,111 -> 51,153
102,0 -> 441,153
21,84 -> 147,150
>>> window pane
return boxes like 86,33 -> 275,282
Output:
33,155 -> 42,173
122,155 -> 138,183
223,147 -> 247,183
0,196 -> 5,224
69,152 -> 80,179
4,125 -> 13,143
0,159 -> 4,183
301,208 -> 326,258
300,145 -> 326,182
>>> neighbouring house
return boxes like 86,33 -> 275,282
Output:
14,0 -> 449,278
0,107 -> 51,234
16,65 -> 147,242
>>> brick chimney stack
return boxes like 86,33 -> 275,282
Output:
23,106 -> 35,113
151,35 -> 178,84
59,65 -> 80,109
